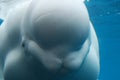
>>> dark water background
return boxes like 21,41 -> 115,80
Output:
0,0 -> 120,80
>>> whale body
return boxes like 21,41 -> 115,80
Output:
0,0 -> 100,80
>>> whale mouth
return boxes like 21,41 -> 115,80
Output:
21,35 -> 91,72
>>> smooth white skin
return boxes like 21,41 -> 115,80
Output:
0,0 -> 100,80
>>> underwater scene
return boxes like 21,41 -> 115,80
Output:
85,0 -> 120,80
0,0 -> 120,80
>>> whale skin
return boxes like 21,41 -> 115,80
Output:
0,0 -> 100,80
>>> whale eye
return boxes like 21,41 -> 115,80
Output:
21,39 -> 29,53
22,42 -> 25,48
21,40 -> 26,48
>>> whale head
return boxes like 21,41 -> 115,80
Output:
22,0 -> 90,49
21,0 -> 91,72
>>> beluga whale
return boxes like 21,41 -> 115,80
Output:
0,0 -> 100,80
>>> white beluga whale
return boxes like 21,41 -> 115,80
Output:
0,0 -> 100,80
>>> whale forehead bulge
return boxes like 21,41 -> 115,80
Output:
33,12 -> 89,49
22,0 -> 90,50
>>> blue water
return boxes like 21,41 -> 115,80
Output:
85,0 -> 120,80
0,19 -> 3,25
0,0 -> 120,80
